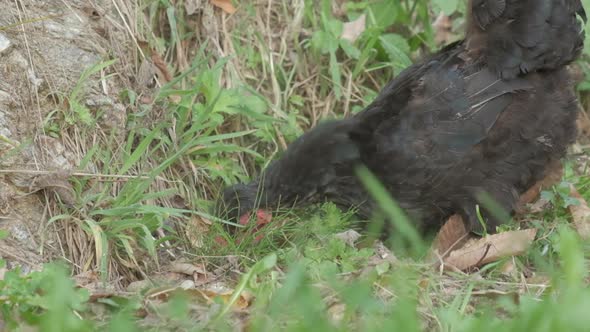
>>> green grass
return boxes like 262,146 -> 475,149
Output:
3,0 -> 590,331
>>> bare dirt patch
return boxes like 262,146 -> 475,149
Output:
0,0 -> 136,275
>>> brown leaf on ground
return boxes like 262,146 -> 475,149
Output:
341,14 -> 366,43
428,214 -> 473,263
33,175 -> 76,206
172,263 -> 209,286
170,262 -> 207,276
211,0 -> 237,15
498,258 -> 519,278
146,286 -> 252,310
169,262 -> 211,287
73,270 -> 100,287
13,171 -> 77,206
429,163 -> 560,264
88,291 -> 125,302
334,229 -> 362,248
567,185 -> 590,239
185,215 -> 212,248
442,229 -> 537,271
137,60 -> 157,90
197,289 -> 252,309
328,303 -> 346,324
151,52 -> 173,83
74,270 -> 119,299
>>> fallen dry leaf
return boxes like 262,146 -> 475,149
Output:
169,262 -> 211,286
526,274 -> 551,287
211,0 -> 236,15
73,270 -> 100,287
197,289 -> 252,309
151,52 -> 172,83
31,173 -> 76,206
567,185 -> 590,239
185,215 -> 212,248
498,258 -> 518,278
146,285 -> 185,301
430,161 -> 562,264
335,229 -> 362,248
137,60 -> 157,90
170,262 -> 207,276
11,171 -> 77,206
442,229 -> 537,271
88,291 -> 124,302
74,273 -> 124,303
328,303 -> 346,324
144,280 -> 251,310
170,262 -> 208,284
428,214 -> 473,262
341,14 -> 366,43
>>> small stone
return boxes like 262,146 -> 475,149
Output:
0,90 -> 11,103
0,34 -> 11,54
27,68 -> 43,89
11,224 -> 30,242
179,280 -> 196,289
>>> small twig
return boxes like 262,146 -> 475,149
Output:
471,289 -> 513,296
0,14 -> 62,31
474,243 -> 493,267
0,134 -> 20,147
0,169 -> 158,181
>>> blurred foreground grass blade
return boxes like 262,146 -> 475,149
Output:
210,253 -> 277,326
557,226 -> 588,288
356,166 -> 425,256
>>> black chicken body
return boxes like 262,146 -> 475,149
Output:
217,0 -> 586,236
352,42 -> 578,234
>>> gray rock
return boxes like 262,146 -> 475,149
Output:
0,34 -> 10,54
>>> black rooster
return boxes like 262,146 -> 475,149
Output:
216,0 -> 586,236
